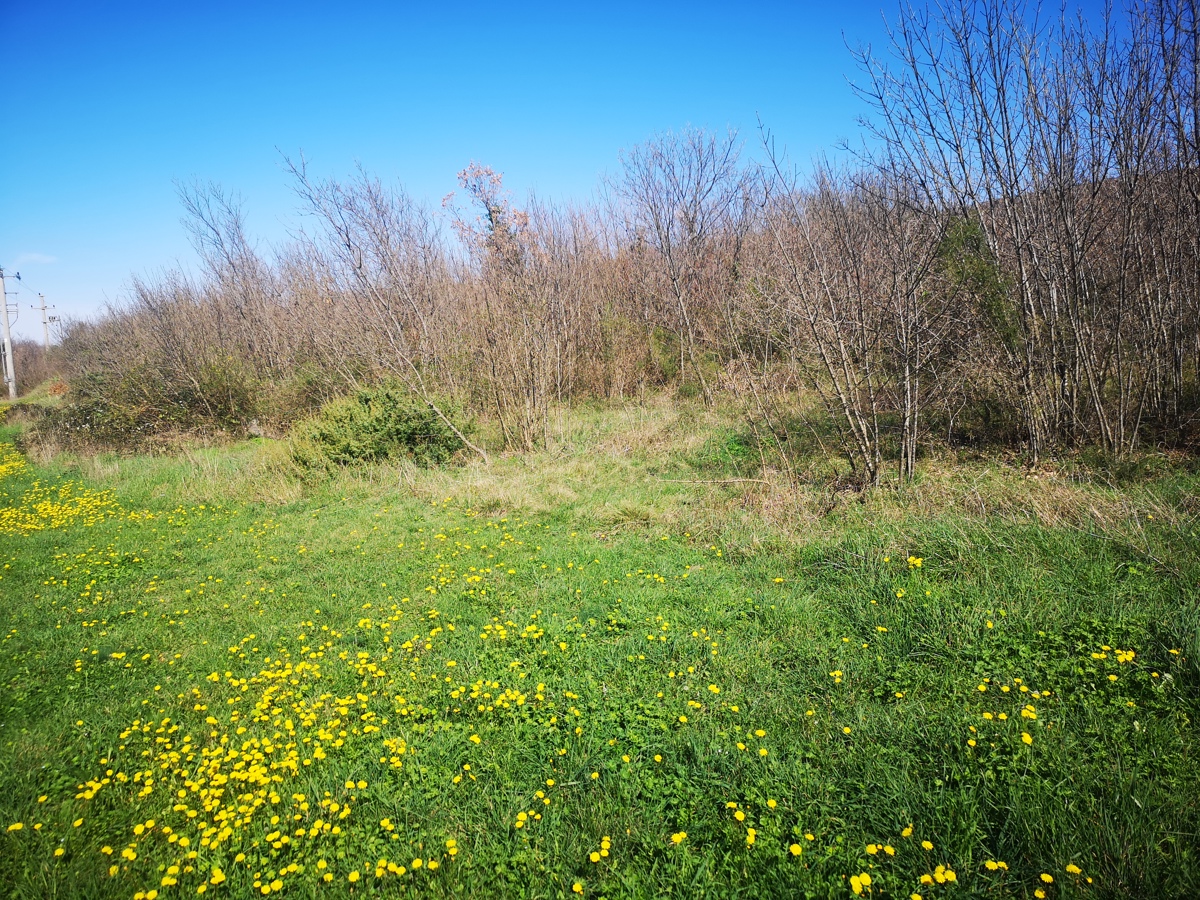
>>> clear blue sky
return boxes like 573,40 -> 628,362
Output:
0,0 -> 1102,340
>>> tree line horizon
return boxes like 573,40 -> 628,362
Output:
34,0 -> 1200,484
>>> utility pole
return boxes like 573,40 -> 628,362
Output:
0,266 -> 17,401
35,293 -> 54,350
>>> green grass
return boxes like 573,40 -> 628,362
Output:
1,403 -> 1198,899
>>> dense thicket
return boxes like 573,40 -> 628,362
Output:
43,0 -> 1200,480
11,340 -> 56,396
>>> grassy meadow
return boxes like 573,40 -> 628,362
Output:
1,400 -> 1198,899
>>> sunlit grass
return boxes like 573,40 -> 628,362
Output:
1,417 -> 1197,898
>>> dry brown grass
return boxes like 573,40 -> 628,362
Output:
397,403 -> 1184,559
19,395 -> 1193,554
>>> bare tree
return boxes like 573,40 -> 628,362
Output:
854,0 -> 1200,456
285,157 -> 489,462
756,159 -> 946,485
615,128 -> 753,403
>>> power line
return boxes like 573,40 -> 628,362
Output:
4,274 -> 43,300
1,273 -> 62,345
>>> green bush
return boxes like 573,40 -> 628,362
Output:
289,383 -> 467,470
256,366 -> 344,431
24,360 -> 260,453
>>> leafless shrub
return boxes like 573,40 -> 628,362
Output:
854,0 -> 1200,456
614,128 -> 755,403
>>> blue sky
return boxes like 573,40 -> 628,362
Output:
0,0 -> 1100,339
